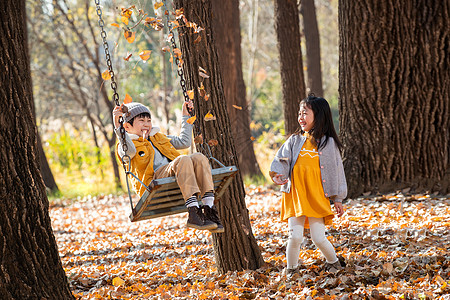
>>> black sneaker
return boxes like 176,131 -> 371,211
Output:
203,205 -> 225,233
187,206 -> 218,230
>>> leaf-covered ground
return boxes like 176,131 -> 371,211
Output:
50,187 -> 450,299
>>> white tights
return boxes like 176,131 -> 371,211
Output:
286,216 -> 338,269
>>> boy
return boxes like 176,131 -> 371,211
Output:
112,101 -> 224,233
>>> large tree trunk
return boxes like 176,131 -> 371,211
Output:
274,0 -> 307,135
300,0 -> 324,97
37,132 -> 59,193
0,0 -> 74,298
339,0 -> 450,197
173,0 -> 264,273
211,0 -> 262,178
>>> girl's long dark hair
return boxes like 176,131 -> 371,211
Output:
294,94 -> 343,151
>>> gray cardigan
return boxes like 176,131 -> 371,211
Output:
270,134 -> 347,202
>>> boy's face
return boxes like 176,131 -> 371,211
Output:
298,103 -> 314,132
124,116 -> 152,138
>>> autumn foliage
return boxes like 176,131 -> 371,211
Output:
50,187 -> 450,299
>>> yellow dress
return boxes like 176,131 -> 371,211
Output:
280,134 -> 334,228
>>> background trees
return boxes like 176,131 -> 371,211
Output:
0,0 -> 74,298
339,0 -> 449,196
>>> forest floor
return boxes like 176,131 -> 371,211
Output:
49,186 -> 450,299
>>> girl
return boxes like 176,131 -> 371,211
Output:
270,94 -> 347,279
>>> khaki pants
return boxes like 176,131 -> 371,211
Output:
153,153 -> 214,200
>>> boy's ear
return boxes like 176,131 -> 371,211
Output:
123,122 -> 132,130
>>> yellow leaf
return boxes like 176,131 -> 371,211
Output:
204,111 -> 216,121
101,70 -> 111,80
121,16 -> 129,25
232,105 -> 242,110
204,94 -> 209,101
173,48 -> 182,58
111,23 -> 120,28
112,277 -> 125,287
187,90 -> 194,100
161,46 -> 170,53
120,8 -> 132,18
123,52 -> 132,61
186,115 -> 196,124
250,136 -> 256,141
124,94 -> 132,104
124,31 -> 135,43
154,2 -> 164,10
139,50 -> 152,61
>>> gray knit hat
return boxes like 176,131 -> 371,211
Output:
123,102 -> 151,123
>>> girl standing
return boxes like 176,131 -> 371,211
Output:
270,94 -> 347,278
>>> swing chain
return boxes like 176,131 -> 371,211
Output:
94,0 -> 128,156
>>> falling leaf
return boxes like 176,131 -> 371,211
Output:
204,111 -> 216,121
250,136 -> 256,141
124,31 -> 135,43
101,70 -> 111,80
194,36 -> 202,44
173,48 -> 182,58
112,277 -> 125,287
194,134 -> 203,144
187,90 -> 194,100
232,105 -> 242,110
161,46 -> 170,53
198,83 -> 206,98
123,94 -> 132,104
208,139 -> 218,147
186,115 -> 196,124
199,71 -> 209,79
204,94 -> 209,101
175,8 -> 184,18
120,8 -> 132,18
121,16 -> 129,25
123,52 -> 132,61
154,2 -> 164,10
139,50 -> 152,61
111,23 -> 120,28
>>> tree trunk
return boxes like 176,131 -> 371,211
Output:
173,0 -> 264,273
274,0 -> 307,135
300,0 -> 324,97
0,0 -> 74,298
339,0 -> 450,197
37,131 -> 59,193
211,0 -> 262,178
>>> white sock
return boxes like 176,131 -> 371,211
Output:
185,195 -> 199,208
202,192 -> 215,207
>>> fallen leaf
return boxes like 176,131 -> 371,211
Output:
112,277 -> 125,287
121,16 -> 129,25
232,105 -> 242,110
111,23 -> 120,28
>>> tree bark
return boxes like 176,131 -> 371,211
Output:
339,0 -> 450,196
211,0 -> 262,178
300,0 -> 324,97
274,0 -> 307,135
173,0 -> 264,273
0,0 -> 74,298
37,132 -> 59,193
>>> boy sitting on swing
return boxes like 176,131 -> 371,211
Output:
112,101 -> 224,233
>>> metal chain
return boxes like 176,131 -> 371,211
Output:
162,1 -> 202,138
94,0 -> 128,156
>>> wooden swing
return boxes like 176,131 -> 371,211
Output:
95,0 -> 238,222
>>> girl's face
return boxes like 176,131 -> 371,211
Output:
298,103 -> 314,132
124,116 -> 152,138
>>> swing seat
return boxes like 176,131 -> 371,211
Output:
129,165 -> 238,222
